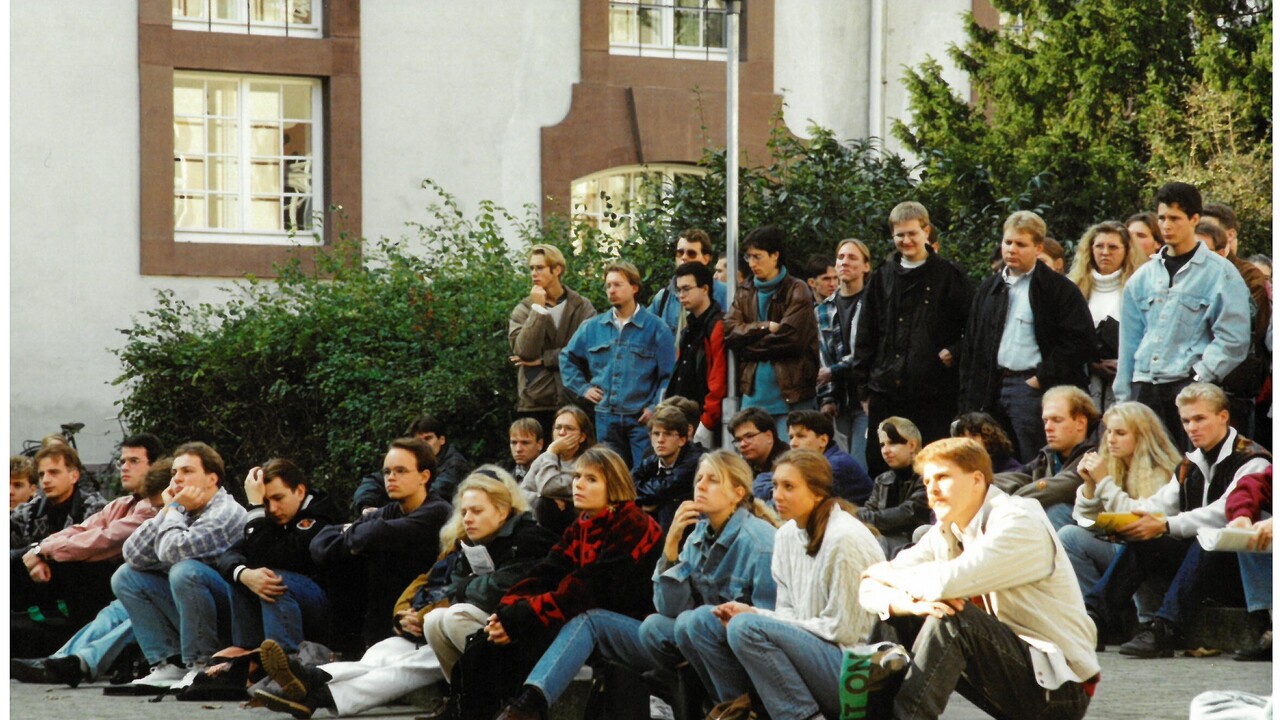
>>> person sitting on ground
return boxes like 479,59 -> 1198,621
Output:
13,435 -> 161,651
112,442 -> 248,688
657,395 -> 704,445
727,407 -> 789,501
1223,466 -> 1273,662
482,447 -> 663,720
858,417 -> 931,557
950,412 -> 1023,473
10,455 -> 36,510
786,409 -> 872,504
311,438 -> 452,651
861,437 -> 1100,719
351,414 -> 473,512
1060,402 -> 1181,598
1083,383 -> 1271,658
519,405 -> 595,535
253,467 -> 557,718
11,458 -> 172,687
992,385 -> 1100,529
11,444 -> 109,554
709,449 -> 885,720
633,405 -> 706,530
507,418 -> 545,483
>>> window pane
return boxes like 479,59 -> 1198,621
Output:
249,83 -> 280,120
251,123 -> 281,156
705,10 -> 725,48
173,0 -> 207,19
255,0 -> 286,24
174,157 -> 206,191
207,80 -> 238,116
174,79 -> 205,116
674,8 -> 701,47
609,6 -> 637,45
289,0 -> 314,25
251,160 -> 282,194
208,158 -> 239,192
212,0 -> 242,21
208,194 -> 239,229
675,0 -> 701,7
175,195 -> 205,228
249,196 -> 283,231
639,7 -> 664,45
208,119 -> 238,153
282,122 -> 311,157
282,84 -> 311,120
283,194 -> 312,230
285,159 -> 312,194
174,119 -> 206,154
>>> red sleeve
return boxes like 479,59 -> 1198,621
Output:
1225,467 -> 1272,522
701,320 -> 727,428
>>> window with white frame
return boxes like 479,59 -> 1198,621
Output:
172,0 -> 322,38
173,72 -> 323,244
571,164 -> 706,240
609,0 -> 727,60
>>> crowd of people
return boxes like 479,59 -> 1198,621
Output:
9,179 -> 1274,720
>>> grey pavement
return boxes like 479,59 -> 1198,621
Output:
7,652 -> 1274,719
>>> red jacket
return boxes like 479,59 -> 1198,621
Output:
1225,466 -> 1272,522
37,495 -> 157,563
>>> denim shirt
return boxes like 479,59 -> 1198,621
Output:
1114,243 -> 1250,401
652,506 -> 777,616
560,305 -> 677,415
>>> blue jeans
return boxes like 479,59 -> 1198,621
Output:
524,609 -> 657,705
595,411 -> 652,471
725,613 -> 844,720
51,599 -> 134,680
228,570 -> 328,652
1059,524 -> 1118,595
835,407 -> 870,470
1085,536 -> 1241,629
1044,503 -> 1074,532
1239,552 -> 1272,613
998,374 -> 1045,463
112,560 -> 231,665
665,606 -> 752,704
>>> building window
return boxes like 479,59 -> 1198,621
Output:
571,164 -> 706,240
173,72 -> 322,245
608,0 -> 727,60
172,0 -> 322,38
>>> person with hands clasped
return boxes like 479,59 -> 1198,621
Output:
520,405 -> 596,535
1223,467 -> 1273,661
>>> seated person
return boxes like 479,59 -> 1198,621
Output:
1082,384 -> 1270,657
950,412 -> 1024,473
520,405 -> 595,535
786,409 -> 872,504
12,444 -> 109,555
993,385 -> 1099,529
658,395 -> 705,446
13,435 -> 161,646
351,413 -> 474,513
312,438 -> 452,650
633,405 -> 705,530
205,459 -> 343,652
861,438 -> 1100,719
11,455 -> 36,510
858,417 -> 930,557
1224,466 -> 1273,662
507,418 -> 545,483
113,442 -> 248,687
253,468 -> 556,718
727,407 -> 789,501
11,458 -> 172,687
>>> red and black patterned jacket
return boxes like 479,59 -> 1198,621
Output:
497,501 -> 662,641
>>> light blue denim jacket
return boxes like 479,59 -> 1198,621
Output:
652,506 -> 777,615
560,305 -> 676,415
1114,243 -> 1251,401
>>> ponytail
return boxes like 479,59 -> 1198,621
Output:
804,496 -> 856,557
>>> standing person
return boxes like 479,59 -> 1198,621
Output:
723,225 -> 821,443
520,405 -> 595,535
1067,221 -> 1147,412
1127,211 -> 1163,257
1114,182 -> 1251,451
1060,402 -> 1182,597
561,261 -> 677,468
858,417 -> 931,557
509,244 -> 597,435
860,438 -> 1099,720
664,261 -> 727,448
853,202 -> 973,477
802,254 -> 840,305
648,228 -> 728,337
710,449 -> 885,720
961,210 -> 1096,462
817,238 -> 872,464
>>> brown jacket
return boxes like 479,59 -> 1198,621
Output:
508,286 -> 596,412
723,272 -> 821,405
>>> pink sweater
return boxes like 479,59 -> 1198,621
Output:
37,495 -> 157,563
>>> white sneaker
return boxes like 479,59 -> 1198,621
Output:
650,695 -> 675,720
172,663 -> 205,690
131,661 -> 188,688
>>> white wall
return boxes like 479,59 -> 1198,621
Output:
10,2 -> 232,463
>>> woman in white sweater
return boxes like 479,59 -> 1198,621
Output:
1066,221 -> 1147,411
709,449 -> 884,720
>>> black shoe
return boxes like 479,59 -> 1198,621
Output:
1087,611 -> 1105,652
1234,630 -> 1273,662
11,657 -> 53,684
1118,618 -> 1178,658
44,655 -> 85,687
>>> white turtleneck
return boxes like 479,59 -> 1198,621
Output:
1087,269 -> 1123,325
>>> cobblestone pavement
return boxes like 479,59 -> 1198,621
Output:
8,652 -> 1273,720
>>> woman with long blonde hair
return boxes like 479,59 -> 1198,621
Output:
1058,402 -> 1182,595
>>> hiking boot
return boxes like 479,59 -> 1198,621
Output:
259,639 -> 334,709
10,657 -> 53,684
44,655 -> 87,687
1118,618 -> 1178,658
254,688 -> 318,719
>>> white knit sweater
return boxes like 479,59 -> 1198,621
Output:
756,504 -> 884,650
1086,268 -> 1123,326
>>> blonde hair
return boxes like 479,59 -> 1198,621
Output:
1003,211 -> 1047,246
697,450 -> 779,527
438,466 -> 529,557
1067,221 -> 1146,298
575,446 -> 637,505
878,416 -> 922,448
1176,382 -> 1229,414
1100,403 -> 1182,500
1042,385 -> 1100,426
889,202 -> 930,229
528,244 -> 566,272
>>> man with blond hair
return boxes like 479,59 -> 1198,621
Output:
861,437 -> 1098,719
509,244 -> 596,435
1082,383 -> 1270,658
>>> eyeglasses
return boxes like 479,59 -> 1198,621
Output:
733,430 -> 763,445
674,285 -> 700,296
675,248 -> 703,259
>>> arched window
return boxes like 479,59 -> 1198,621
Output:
571,164 -> 706,240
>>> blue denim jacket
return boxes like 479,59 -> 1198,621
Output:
652,506 -> 777,615
1114,244 -> 1251,401
560,305 -> 676,415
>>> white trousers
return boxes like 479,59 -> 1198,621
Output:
422,603 -> 490,681
320,635 -> 444,716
